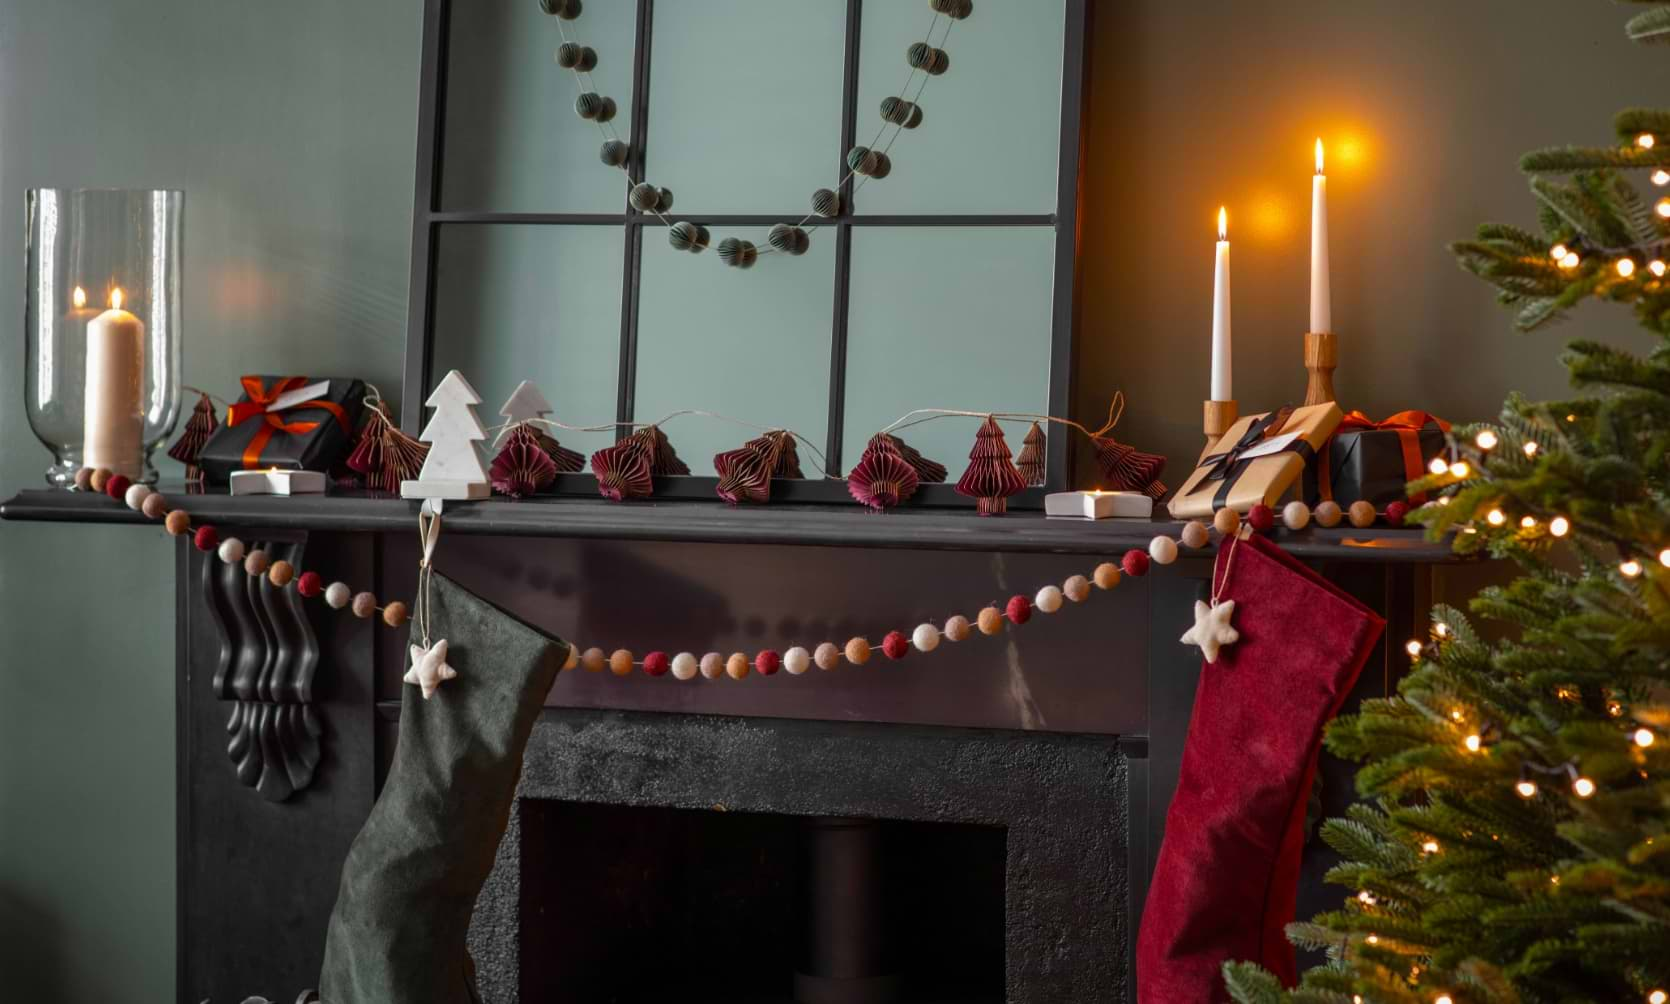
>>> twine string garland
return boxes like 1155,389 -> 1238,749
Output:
546,2 -> 962,267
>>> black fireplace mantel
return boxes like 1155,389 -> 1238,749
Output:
0,486 -> 1460,561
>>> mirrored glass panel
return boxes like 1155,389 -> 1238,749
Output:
644,0 -> 846,214
842,226 -> 1056,482
634,230 -> 836,477
853,0 -> 1064,215
430,225 -> 625,462
443,0 -> 638,213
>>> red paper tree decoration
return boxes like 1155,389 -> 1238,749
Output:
954,416 -> 1027,516
490,424 -> 559,498
1091,435 -> 1167,499
346,402 -> 431,494
534,428 -> 586,473
1016,422 -> 1047,486
714,430 -> 801,505
167,392 -> 219,481
847,435 -> 921,511
590,424 -> 685,501
869,432 -> 947,484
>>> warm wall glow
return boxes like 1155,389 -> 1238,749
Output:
110,287 -> 125,310
72,286 -> 87,309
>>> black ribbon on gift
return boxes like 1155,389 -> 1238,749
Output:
1196,411 -> 1318,508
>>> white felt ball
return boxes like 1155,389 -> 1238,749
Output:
217,537 -> 246,565
325,582 -> 352,609
1283,500 -> 1312,531
783,646 -> 811,675
912,623 -> 941,652
1149,535 -> 1179,565
1034,585 -> 1064,614
124,483 -> 152,511
671,652 -> 699,680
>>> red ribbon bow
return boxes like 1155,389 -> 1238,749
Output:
1319,410 -> 1450,505
225,376 -> 350,471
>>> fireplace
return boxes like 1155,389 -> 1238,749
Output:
468,708 -> 1133,1004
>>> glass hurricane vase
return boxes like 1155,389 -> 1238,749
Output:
25,188 -> 184,485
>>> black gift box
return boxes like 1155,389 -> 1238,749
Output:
198,376 -> 367,484
1302,420 -> 1446,510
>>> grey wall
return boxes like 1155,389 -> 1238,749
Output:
0,1 -> 1660,1001
0,1 -> 418,1000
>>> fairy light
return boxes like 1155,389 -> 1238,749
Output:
1573,775 -> 1596,798
1475,429 -> 1498,450
1636,728 -> 1655,748
1610,701 -> 1625,717
1428,456 -> 1449,475
1357,890 -> 1377,905
1450,708 -> 1464,721
1621,558 -> 1643,578
1421,839 -> 1440,855
1550,242 -> 1569,260
1523,441 -> 1539,457
1521,515 -> 1538,529
1435,623 -> 1450,638
1406,639 -> 1423,658
1618,257 -> 1638,277
1464,733 -> 1482,752
1365,933 -> 1380,945
1640,132 -> 1658,149
1654,260 -> 1668,277
1436,995 -> 1454,1004
1649,989 -> 1667,1004
1550,516 -> 1571,537
1559,251 -> 1581,269
1487,508 -> 1506,526
1656,169 -> 1670,186
1449,460 -> 1470,478
1516,778 -> 1538,798
1658,199 -> 1670,219
1659,547 -> 1670,567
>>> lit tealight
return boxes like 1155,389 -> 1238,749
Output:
1572,776 -> 1596,798
1639,132 -> 1658,149
1618,257 -> 1638,277
1487,509 -> 1506,526
1523,441 -> 1539,457
1449,461 -> 1471,478
1636,728 -> 1656,748
1550,516 -> 1571,537
1464,734 -> 1482,752
1515,779 -> 1537,798
1621,559 -> 1643,578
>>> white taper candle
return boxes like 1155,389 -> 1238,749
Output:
1310,138 -> 1331,333
1211,207 -> 1232,401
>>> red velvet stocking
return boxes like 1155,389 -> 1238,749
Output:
1136,532 -> 1384,1002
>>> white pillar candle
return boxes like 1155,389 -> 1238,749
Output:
1211,207 -> 1232,401
1310,138 -> 1331,334
82,287 -> 145,477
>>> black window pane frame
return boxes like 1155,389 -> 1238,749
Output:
402,0 -> 1089,507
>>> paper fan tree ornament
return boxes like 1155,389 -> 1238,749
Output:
490,425 -> 558,498
347,401 -> 431,494
954,416 -> 1028,516
1092,435 -> 1167,499
1016,422 -> 1047,486
847,435 -> 921,511
714,430 -> 802,505
867,432 -> 946,483
496,380 -> 584,473
400,370 -> 490,500
589,425 -> 687,501
168,391 -> 219,480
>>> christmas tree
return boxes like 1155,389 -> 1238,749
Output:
401,370 -> 490,500
1226,7 -> 1670,1002
954,416 -> 1026,515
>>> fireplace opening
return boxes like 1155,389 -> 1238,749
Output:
518,800 -> 1007,1003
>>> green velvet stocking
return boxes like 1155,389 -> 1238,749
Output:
319,572 -> 567,1003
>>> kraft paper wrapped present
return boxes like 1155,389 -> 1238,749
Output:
1167,402 -> 1343,519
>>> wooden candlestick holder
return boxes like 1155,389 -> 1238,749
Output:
1204,399 -> 1238,443
1303,331 -> 1337,406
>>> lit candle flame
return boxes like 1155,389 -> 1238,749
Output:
1217,206 -> 1227,241
73,286 -> 87,309
1315,138 -> 1325,175
110,287 -> 125,311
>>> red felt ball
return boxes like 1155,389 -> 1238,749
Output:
643,651 -> 670,677
1005,594 -> 1032,625
754,650 -> 781,676
192,525 -> 219,552
1384,501 -> 1410,527
296,571 -> 323,598
105,474 -> 133,501
1247,503 -> 1276,532
1121,548 -> 1151,577
881,631 -> 910,660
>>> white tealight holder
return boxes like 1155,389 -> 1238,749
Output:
1044,490 -> 1153,520
228,468 -> 327,496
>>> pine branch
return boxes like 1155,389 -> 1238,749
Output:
1626,8 -> 1670,45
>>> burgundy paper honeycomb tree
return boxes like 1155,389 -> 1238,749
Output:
1016,421 -> 1047,486
954,416 -> 1027,516
167,391 -> 219,481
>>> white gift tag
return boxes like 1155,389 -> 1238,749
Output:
266,380 -> 331,413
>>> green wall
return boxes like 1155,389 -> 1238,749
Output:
0,1 -> 418,999
0,1 -> 1662,1000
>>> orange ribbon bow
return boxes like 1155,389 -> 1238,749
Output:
225,376 -> 350,471
1318,410 -> 1450,505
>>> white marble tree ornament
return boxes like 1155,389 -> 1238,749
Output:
401,370 -> 491,500
498,379 -> 552,428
